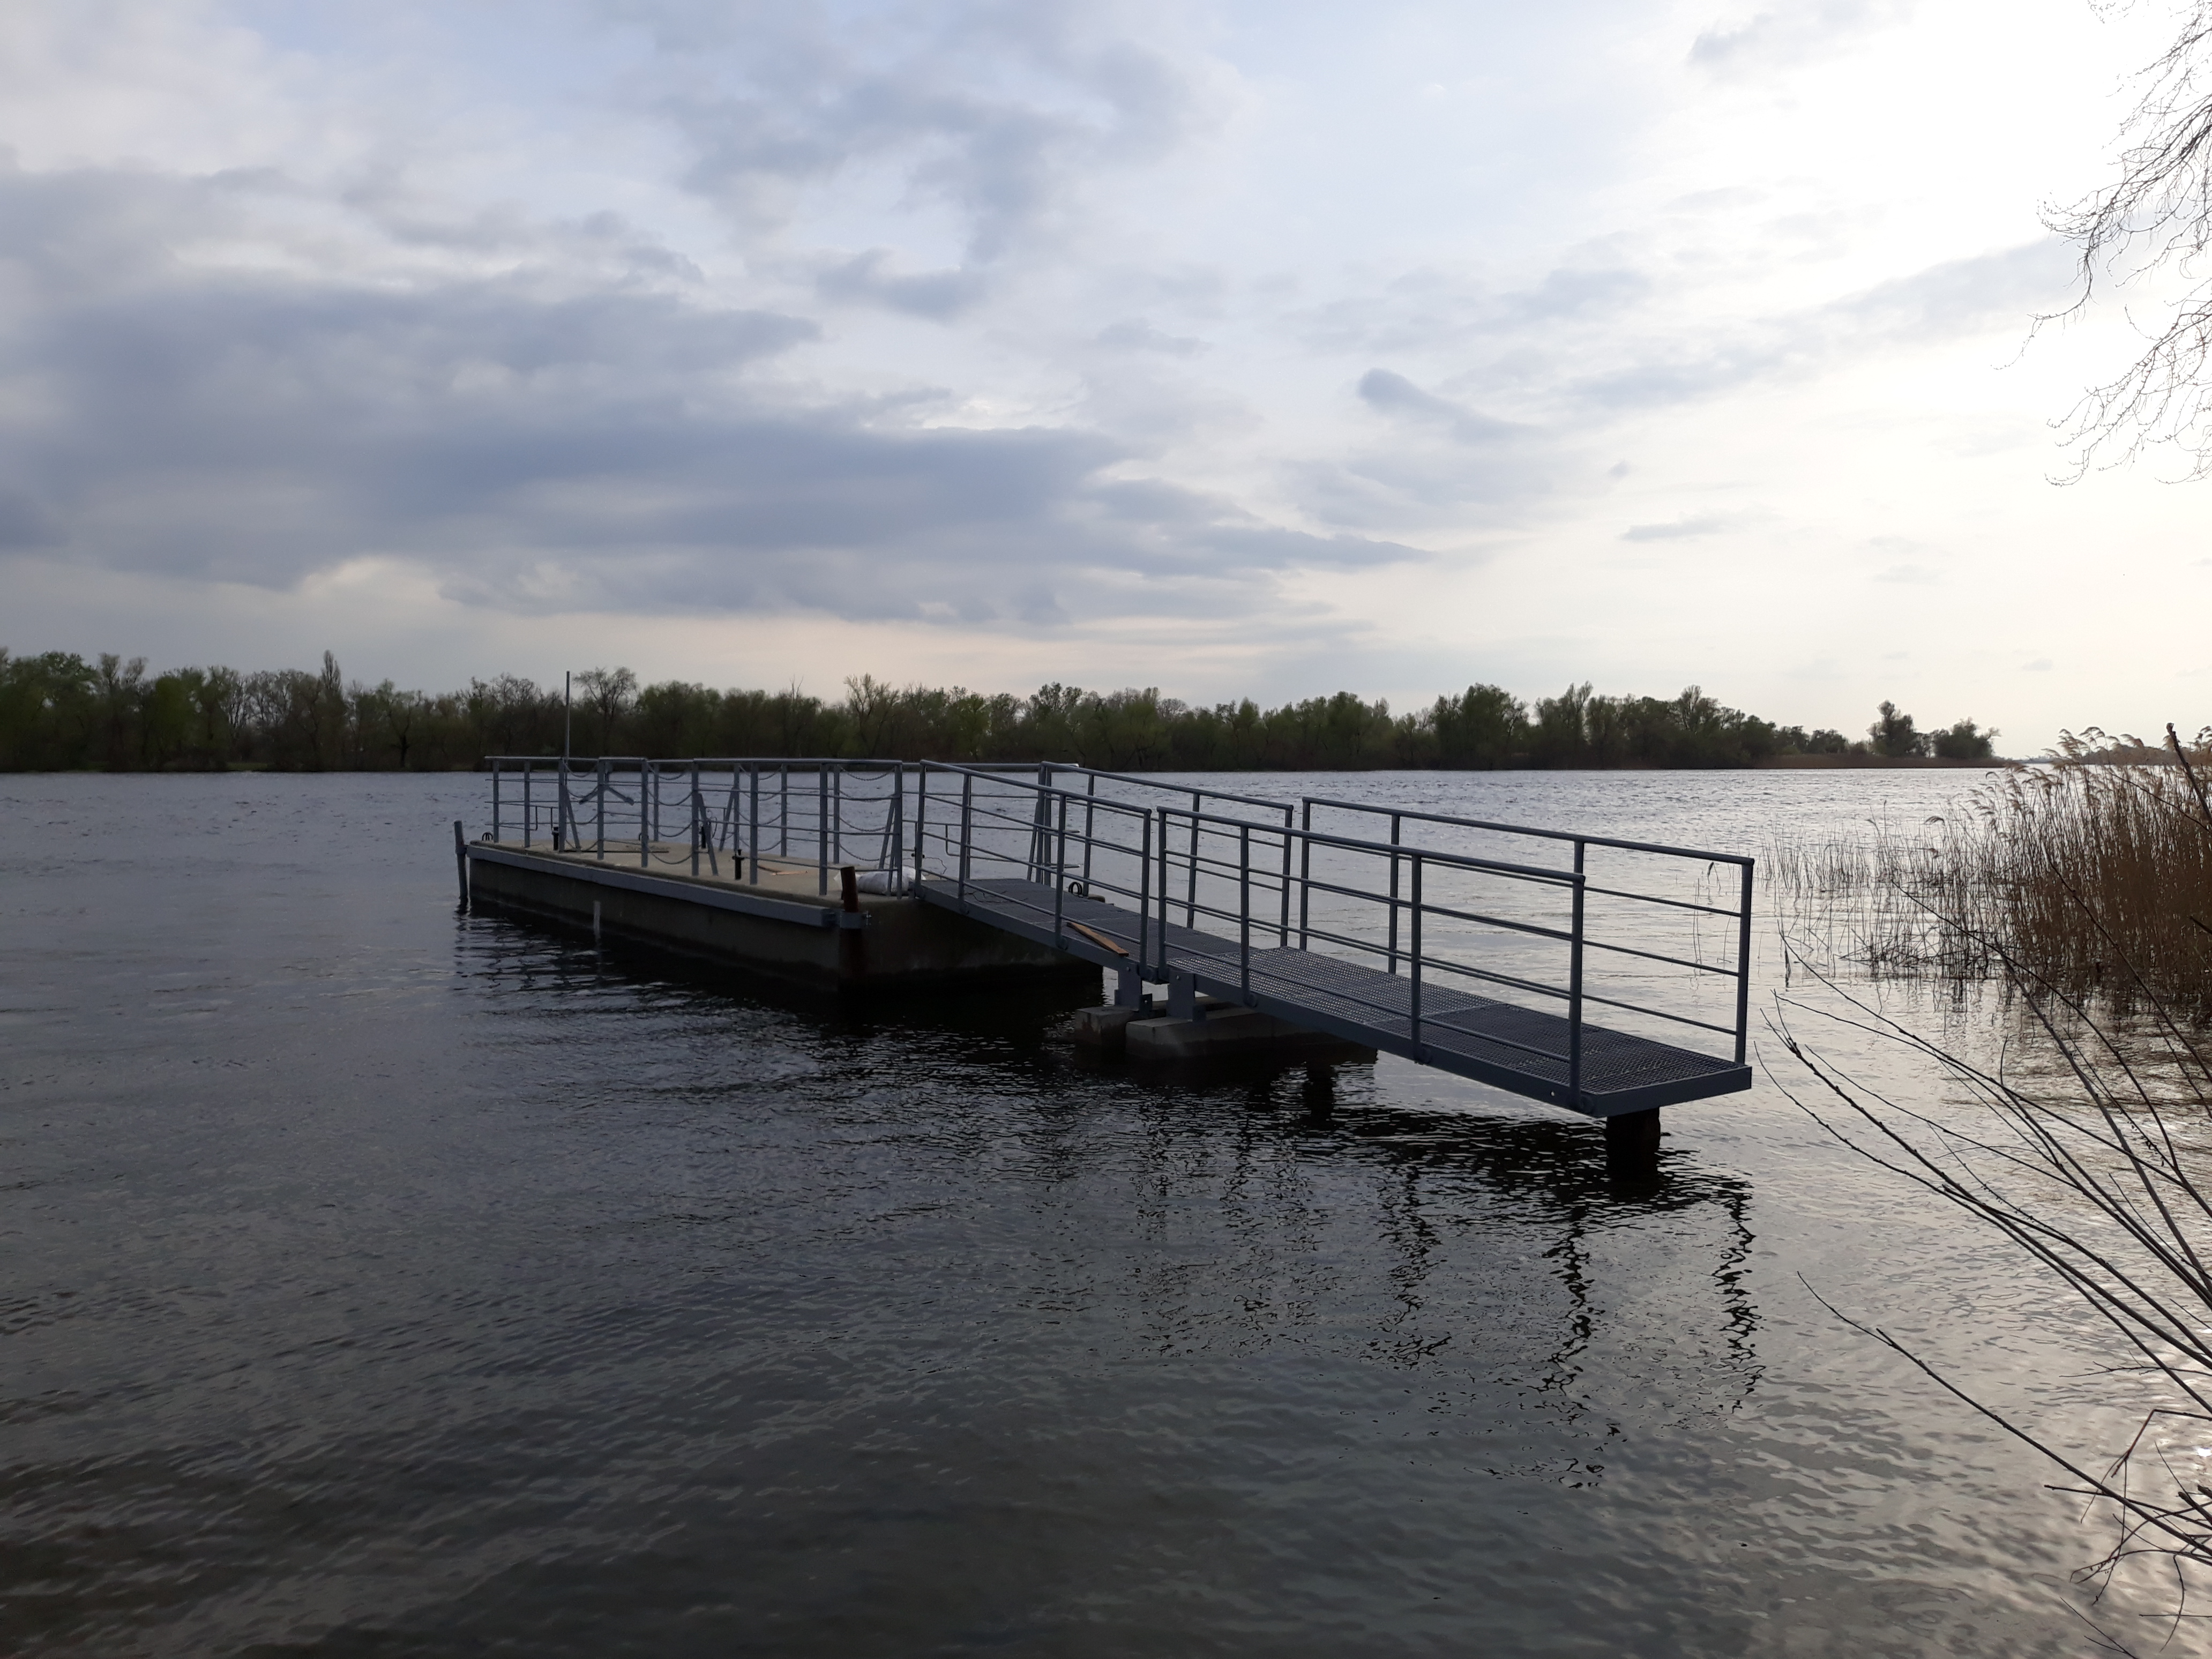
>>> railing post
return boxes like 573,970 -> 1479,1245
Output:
1298,800 -> 1312,950
1185,792 -> 1200,926
1277,808 -> 1292,947
958,772 -> 974,898
749,766 -> 760,883
1082,771 -> 1097,887
691,760 -> 702,876
1160,806 -> 1174,959
890,762 -> 904,879
779,766 -> 789,857
1138,808 -> 1153,978
491,759 -> 502,843
1385,810 -> 1401,974
522,760 -> 533,848
818,767 -> 829,896
1053,792 -> 1066,940
1736,859 -> 1755,1065
913,767 -> 928,886
833,764 -> 844,870
1239,823 -> 1251,999
595,757 -> 607,861
1408,852 -> 1423,1051
1029,764 -> 1051,882
639,763 -> 649,868
1570,841 -> 1587,1106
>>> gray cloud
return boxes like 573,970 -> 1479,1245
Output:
0,161 -> 1419,627
1095,319 -> 1206,355
1356,369 -> 1521,444
816,250 -> 987,318
630,0 -> 1204,262
1690,2 -> 1914,72
1571,239 -> 2071,414
1621,513 -> 1743,542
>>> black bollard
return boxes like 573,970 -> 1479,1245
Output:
1604,1107 -> 1662,1180
453,820 -> 469,908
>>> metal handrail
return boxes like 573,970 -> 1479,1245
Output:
479,756 -> 1757,1091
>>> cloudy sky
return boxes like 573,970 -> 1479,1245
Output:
0,0 -> 2200,745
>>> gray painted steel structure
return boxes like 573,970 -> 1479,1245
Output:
480,756 -> 1755,1118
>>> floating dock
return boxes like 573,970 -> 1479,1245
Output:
461,757 -> 1756,1174
463,839 -> 1093,993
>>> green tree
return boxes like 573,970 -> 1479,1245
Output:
1869,700 -> 1925,759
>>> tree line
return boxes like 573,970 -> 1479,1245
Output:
0,647 -> 1997,772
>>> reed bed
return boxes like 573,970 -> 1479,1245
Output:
1769,737 -> 2212,1013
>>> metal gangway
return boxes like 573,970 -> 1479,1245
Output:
482,757 -> 1755,1118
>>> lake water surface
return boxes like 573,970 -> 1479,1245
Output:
1,769 -> 2154,1655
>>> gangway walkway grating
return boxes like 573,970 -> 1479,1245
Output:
930,875 -> 1748,1115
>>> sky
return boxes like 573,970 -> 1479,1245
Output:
0,0 -> 2201,749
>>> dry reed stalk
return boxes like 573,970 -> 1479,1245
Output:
1768,730 -> 2212,1014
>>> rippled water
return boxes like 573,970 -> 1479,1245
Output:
0,769 -> 2153,1655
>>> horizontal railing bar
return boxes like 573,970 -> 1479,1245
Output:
1158,805 -> 1580,885
1579,936 -> 1739,976
1576,881 -> 1744,920
1301,795 -> 1754,868
1572,989 -> 1741,1038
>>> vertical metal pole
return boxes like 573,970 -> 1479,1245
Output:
1033,763 -> 1051,881
1570,842 -> 1587,1106
691,760 -> 701,876
1053,793 -> 1066,939
913,766 -> 928,886
750,766 -> 761,883
1082,771 -> 1096,887
522,761 -> 533,848
1159,807 -> 1172,960
1185,792 -> 1199,926
491,759 -> 503,843
1386,812 -> 1402,974
639,763 -> 649,867
890,762 -> 903,879
1408,853 -> 1423,1051
1735,859 -> 1755,1065
1239,823 -> 1251,999
595,757 -> 607,860
780,767 -> 789,857
1185,809 -> 1203,929
959,773 -> 974,898
833,765 -> 844,869
1138,809 -> 1153,978
1277,808 -> 1292,946
1298,801 -> 1312,950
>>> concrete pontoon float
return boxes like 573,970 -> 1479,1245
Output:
460,759 -> 1755,1172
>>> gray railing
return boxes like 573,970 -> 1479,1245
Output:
484,756 -> 910,895
903,763 -> 1754,1089
479,756 -> 1755,1090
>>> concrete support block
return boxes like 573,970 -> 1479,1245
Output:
1125,1004 -> 1371,1063
1071,1004 -> 1145,1053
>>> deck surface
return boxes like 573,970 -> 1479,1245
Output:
921,876 -> 1748,1116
